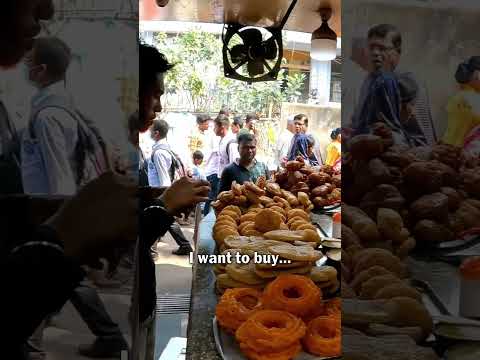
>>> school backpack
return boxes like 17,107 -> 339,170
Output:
148,146 -> 187,186
28,95 -> 111,187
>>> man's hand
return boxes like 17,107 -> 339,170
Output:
160,177 -> 210,216
46,172 -> 138,264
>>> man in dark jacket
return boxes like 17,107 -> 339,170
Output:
132,43 -> 210,359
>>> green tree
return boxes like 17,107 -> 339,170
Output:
284,72 -> 307,103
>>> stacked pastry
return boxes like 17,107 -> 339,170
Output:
214,235 -> 341,296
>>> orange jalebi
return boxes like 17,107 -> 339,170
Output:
236,310 -> 306,356
303,315 -> 341,357
262,274 -> 322,317
215,288 -> 263,333
324,297 -> 341,319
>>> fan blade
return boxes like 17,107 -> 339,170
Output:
239,28 -> 263,47
263,59 -> 273,72
233,57 -> 248,71
248,60 -> 265,77
263,38 -> 278,60
230,44 -> 247,64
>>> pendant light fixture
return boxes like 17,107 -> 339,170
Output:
310,6 -> 337,61
156,0 -> 169,7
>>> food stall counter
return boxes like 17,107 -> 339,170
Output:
186,211 -> 221,360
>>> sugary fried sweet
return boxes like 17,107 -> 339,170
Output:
266,182 -> 283,197
303,315 -> 341,357
231,181 -> 243,195
324,297 -> 341,319
236,310 -> 306,354
254,209 -> 283,233
221,205 -> 242,217
262,275 -> 322,317
216,288 -> 263,333
244,181 -> 266,196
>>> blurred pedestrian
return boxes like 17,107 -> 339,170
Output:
325,128 -> 341,166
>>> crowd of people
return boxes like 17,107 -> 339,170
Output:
348,23 -> 479,154
144,109 -> 342,224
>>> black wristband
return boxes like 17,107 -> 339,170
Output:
35,224 -> 65,249
10,224 -> 65,255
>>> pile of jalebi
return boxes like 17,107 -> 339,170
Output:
261,274 -> 323,319
215,274 -> 342,359
235,310 -> 306,360
303,315 -> 341,357
215,288 -> 263,334
324,297 -> 341,319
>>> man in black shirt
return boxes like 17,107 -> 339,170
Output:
219,132 -> 269,193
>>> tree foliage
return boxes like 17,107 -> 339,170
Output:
153,30 -> 306,115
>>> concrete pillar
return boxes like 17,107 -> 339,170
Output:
309,59 -> 331,105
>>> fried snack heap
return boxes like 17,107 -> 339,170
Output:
215,277 -> 342,359
262,274 -> 323,319
235,310 -> 306,360
275,157 -> 341,209
303,315 -> 341,357
215,288 -> 263,334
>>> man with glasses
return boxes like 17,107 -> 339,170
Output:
351,24 -> 410,145
287,114 -> 319,165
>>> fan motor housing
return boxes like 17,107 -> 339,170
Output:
222,24 -> 283,83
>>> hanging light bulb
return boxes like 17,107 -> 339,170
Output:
310,7 -> 337,61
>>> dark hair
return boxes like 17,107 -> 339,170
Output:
193,150 -> 204,160
245,113 -> 258,123
455,56 -> 480,84
219,106 -> 230,116
151,119 -> 169,139
196,114 -> 211,125
33,37 -> 71,79
306,135 -> 315,147
398,72 -> 419,103
214,114 -> 230,128
330,128 -> 341,140
368,24 -> 402,53
233,116 -> 244,128
294,114 -> 308,126
139,43 -> 174,94
237,132 -> 256,145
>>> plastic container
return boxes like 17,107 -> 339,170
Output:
332,212 -> 341,239
459,256 -> 480,318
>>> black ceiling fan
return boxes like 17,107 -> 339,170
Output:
222,0 -> 298,83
